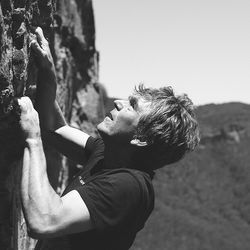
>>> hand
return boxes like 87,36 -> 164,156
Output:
18,97 -> 41,140
30,27 -> 55,72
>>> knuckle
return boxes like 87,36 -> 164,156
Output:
21,97 -> 33,110
35,27 -> 43,35
23,96 -> 32,104
17,98 -> 22,105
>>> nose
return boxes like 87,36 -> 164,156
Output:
114,99 -> 128,110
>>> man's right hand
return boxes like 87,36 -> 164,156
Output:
30,27 -> 55,72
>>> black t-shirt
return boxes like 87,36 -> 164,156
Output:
35,137 -> 155,250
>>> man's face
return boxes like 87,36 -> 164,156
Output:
97,95 -> 149,144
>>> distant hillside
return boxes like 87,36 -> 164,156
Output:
105,99 -> 250,250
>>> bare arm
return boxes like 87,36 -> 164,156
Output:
43,126 -> 90,164
30,27 -> 62,131
30,28 -> 90,163
19,97 -> 93,239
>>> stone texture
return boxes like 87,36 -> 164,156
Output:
0,0 -> 103,249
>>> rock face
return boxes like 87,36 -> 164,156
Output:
0,0 -> 103,249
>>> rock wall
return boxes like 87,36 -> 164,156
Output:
0,0 -> 103,249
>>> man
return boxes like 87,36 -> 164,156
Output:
18,27 -> 200,250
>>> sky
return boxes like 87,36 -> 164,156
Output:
92,0 -> 250,105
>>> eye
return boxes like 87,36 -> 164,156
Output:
129,96 -> 137,109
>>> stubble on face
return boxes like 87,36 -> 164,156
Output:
97,95 -> 151,145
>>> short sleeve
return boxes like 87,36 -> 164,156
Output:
75,172 -> 146,232
84,136 -> 104,160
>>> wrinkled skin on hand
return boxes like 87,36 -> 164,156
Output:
18,97 -> 41,140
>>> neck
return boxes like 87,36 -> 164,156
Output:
103,141 -> 136,169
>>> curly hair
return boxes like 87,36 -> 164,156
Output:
133,84 -> 200,168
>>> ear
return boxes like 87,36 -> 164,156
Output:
130,139 -> 148,147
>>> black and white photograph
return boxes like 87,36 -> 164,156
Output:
0,0 -> 249,249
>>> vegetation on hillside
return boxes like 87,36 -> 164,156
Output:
130,102 -> 250,250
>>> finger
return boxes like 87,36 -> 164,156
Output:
35,27 -> 48,46
17,98 -> 27,113
18,97 -> 34,112
22,97 -> 34,109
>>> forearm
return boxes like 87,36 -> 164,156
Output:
42,126 -> 89,164
30,27 -> 67,131
18,96 -> 93,238
21,138 -> 62,234
36,72 -> 87,163
35,70 -> 66,131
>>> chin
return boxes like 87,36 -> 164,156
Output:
97,122 -> 110,137
97,122 -> 104,134
97,122 -> 102,130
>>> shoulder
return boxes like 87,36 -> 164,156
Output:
75,169 -> 154,231
76,168 -> 155,210
92,169 -> 155,206
121,169 -> 155,203
85,136 -> 104,158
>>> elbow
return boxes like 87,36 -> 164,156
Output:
26,216 -> 56,239
28,228 -> 46,239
